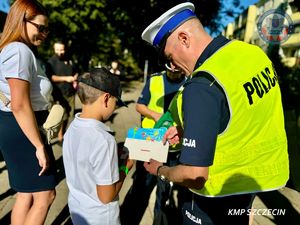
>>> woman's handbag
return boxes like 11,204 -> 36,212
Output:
43,104 -> 64,144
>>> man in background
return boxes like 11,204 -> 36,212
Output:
48,40 -> 78,143
110,60 -> 121,76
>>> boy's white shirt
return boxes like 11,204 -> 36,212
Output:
62,113 -> 120,225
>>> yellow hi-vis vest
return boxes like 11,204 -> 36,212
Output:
141,73 -> 165,128
167,85 -> 184,129
170,40 -> 289,197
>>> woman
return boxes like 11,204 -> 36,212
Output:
0,0 -> 57,224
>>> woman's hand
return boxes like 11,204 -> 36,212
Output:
35,146 -> 49,176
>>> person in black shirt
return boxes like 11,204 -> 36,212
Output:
48,40 -> 78,143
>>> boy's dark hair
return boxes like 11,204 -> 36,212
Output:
77,78 -> 102,105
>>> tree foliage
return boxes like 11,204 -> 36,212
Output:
40,0 -> 114,72
38,0 -> 241,76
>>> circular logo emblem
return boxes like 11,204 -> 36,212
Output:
257,9 -> 294,44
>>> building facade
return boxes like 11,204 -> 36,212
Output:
223,0 -> 299,67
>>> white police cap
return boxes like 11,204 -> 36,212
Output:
141,2 -> 195,48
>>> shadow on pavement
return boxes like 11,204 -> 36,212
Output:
54,155 -> 66,184
0,188 -> 16,202
0,165 -> 7,174
51,204 -> 72,225
0,211 -> 10,225
257,190 -> 300,225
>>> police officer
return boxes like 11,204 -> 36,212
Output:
121,66 -> 185,225
142,3 -> 289,225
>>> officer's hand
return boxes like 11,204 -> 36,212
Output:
163,126 -> 181,145
144,159 -> 162,175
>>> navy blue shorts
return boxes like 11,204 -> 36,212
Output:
0,110 -> 57,192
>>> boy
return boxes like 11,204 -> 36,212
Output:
62,68 -> 132,225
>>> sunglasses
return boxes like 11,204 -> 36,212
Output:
26,20 -> 49,35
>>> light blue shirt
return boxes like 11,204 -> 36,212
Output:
0,42 -> 52,112
63,113 -> 120,225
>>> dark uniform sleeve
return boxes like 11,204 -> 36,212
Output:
179,75 -> 228,167
137,78 -> 151,105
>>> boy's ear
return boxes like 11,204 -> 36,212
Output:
103,93 -> 111,107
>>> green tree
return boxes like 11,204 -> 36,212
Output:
39,0 -> 240,77
104,0 -> 225,74
40,0 -> 115,72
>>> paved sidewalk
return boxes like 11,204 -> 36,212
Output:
0,79 -> 300,225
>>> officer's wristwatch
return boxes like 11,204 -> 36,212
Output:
157,165 -> 168,182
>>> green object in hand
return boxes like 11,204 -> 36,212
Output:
154,111 -> 174,128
